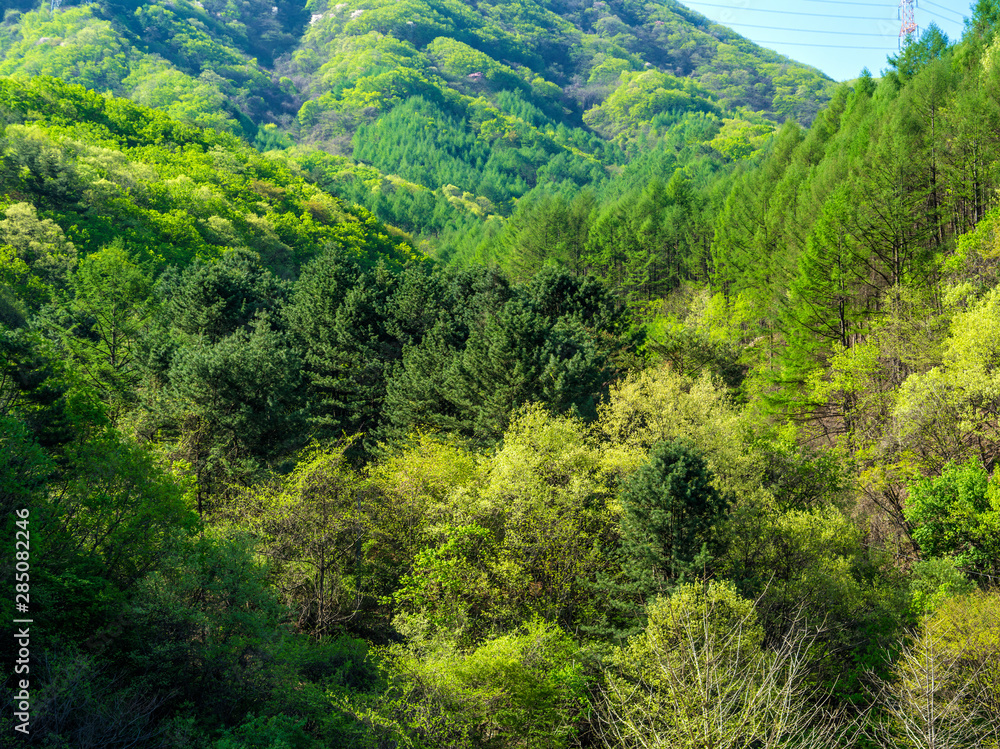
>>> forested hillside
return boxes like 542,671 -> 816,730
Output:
0,0 -> 835,255
3,0 -> 1000,748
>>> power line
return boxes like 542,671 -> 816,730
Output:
921,7 -> 964,26
799,0 -> 965,17
683,1 -> 889,20
724,21 -> 893,37
748,39 -> 894,49
922,0 -> 964,19
802,0 -> 892,5
691,0 -> 965,28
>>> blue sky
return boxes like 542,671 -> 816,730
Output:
679,0 -> 973,81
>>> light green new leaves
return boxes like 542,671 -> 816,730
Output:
390,406 -> 624,642
230,442 -> 369,635
594,365 -> 755,500
347,620 -> 587,749
895,285 -> 1000,471
600,582 -> 836,749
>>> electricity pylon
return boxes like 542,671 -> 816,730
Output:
899,0 -> 918,45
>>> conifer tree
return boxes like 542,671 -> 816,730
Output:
712,120 -> 804,304
49,241 -> 152,411
163,247 -> 288,343
283,246 -> 398,452
619,440 -> 727,598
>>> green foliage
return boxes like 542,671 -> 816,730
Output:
0,2 -> 295,135
124,532 -> 289,728
283,245 -> 400,453
0,414 -> 50,516
161,247 -> 288,342
387,265 -> 627,444
0,76 -> 415,273
388,405 -> 625,644
212,714 -> 315,749
152,314 -> 305,504
583,169 -> 716,298
0,200 -> 76,308
895,287 -> 1000,472
600,581 -> 838,749
886,23 -> 951,85
394,523 -> 506,641
904,461 -> 1000,579
43,241 -> 153,413
22,648 -> 180,749
721,498 -> 911,704
706,116 -> 774,160
349,620 -> 588,749
594,364 -> 754,498
426,36 -> 524,93
230,441 -> 373,636
618,440 -> 726,597
0,0 -> 840,262
583,69 -> 721,145
908,556 -> 975,616
13,1 -> 1000,745
873,590 -> 1000,748
271,0 -> 835,250
51,432 -> 198,586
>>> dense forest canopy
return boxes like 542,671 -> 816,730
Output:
3,0 -> 1000,748
0,0 -> 836,257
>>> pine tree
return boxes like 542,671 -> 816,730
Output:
619,440 -> 727,599
283,246 -> 396,453
163,248 -> 288,343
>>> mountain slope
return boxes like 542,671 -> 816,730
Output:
0,74 -> 416,315
0,0 -> 307,136
284,0 -> 833,138
0,0 -> 836,239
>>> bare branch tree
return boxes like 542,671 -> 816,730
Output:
869,592 -> 1000,749
597,582 -> 851,749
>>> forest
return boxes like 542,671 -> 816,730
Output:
1,0 -> 1000,747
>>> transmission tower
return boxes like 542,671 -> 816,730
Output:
899,0 -> 918,44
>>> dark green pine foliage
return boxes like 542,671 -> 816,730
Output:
0,327 -> 79,456
520,264 -> 624,333
386,266 -> 624,444
448,301 -> 604,441
284,245 -> 410,455
580,439 -> 728,645
383,265 -> 512,441
470,267 -> 622,436
164,317 -> 304,505
619,440 -> 727,599
139,249 -> 303,506
161,248 -> 290,343
384,318 -> 464,437
443,265 -> 514,337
